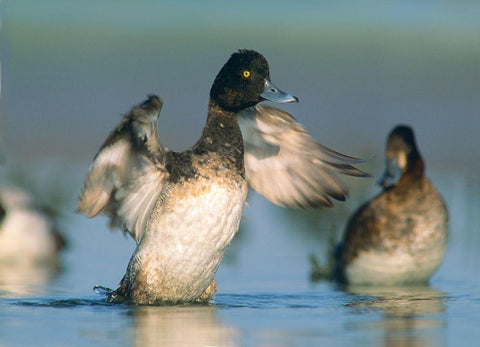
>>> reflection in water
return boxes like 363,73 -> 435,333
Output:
0,263 -> 61,297
130,305 -> 238,347
344,286 -> 447,347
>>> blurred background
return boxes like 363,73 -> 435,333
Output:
3,1 -> 479,167
1,0 -> 480,345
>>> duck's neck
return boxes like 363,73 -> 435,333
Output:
396,151 -> 425,191
193,99 -> 245,173
404,150 -> 425,180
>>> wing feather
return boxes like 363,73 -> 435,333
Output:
77,95 -> 168,242
238,105 -> 369,208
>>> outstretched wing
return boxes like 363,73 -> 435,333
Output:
238,105 -> 369,208
77,95 -> 168,242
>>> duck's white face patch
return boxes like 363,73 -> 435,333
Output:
387,135 -> 411,171
397,151 -> 407,170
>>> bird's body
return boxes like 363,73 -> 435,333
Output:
123,175 -> 247,303
116,101 -> 248,304
79,50 -> 366,304
336,125 -> 448,286
0,186 -> 65,266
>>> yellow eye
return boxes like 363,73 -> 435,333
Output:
242,70 -> 251,78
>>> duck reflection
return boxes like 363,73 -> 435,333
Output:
129,305 -> 238,347
344,285 -> 447,347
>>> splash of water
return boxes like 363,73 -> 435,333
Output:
93,285 -> 126,304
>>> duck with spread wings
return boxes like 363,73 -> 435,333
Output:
78,50 -> 367,305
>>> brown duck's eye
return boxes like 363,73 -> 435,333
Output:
242,70 -> 251,78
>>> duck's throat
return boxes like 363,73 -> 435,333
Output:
193,100 -> 245,175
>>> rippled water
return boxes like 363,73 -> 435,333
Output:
2,1 -> 480,346
1,281 -> 479,346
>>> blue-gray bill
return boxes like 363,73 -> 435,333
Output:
260,79 -> 299,103
378,157 -> 402,187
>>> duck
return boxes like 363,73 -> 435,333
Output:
77,49 -> 367,305
335,125 -> 448,286
0,186 -> 66,266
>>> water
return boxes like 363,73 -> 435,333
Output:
1,1 -> 480,346
0,170 -> 478,346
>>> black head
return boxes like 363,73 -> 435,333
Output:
379,125 -> 424,187
210,50 -> 297,112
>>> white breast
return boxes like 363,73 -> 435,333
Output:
129,179 -> 248,302
344,241 -> 446,286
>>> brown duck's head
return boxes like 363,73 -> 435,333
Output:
379,125 -> 425,188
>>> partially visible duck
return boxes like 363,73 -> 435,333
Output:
0,186 -> 66,266
78,50 -> 367,304
336,125 -> 448,285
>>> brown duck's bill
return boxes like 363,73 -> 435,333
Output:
260,79 -> 299,103
378,157 -> 402,187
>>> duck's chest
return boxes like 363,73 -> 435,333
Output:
153,175 -> 247,243
372,181 -> 448,251
141,171 -> 248,274
129,175 -> 247,303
